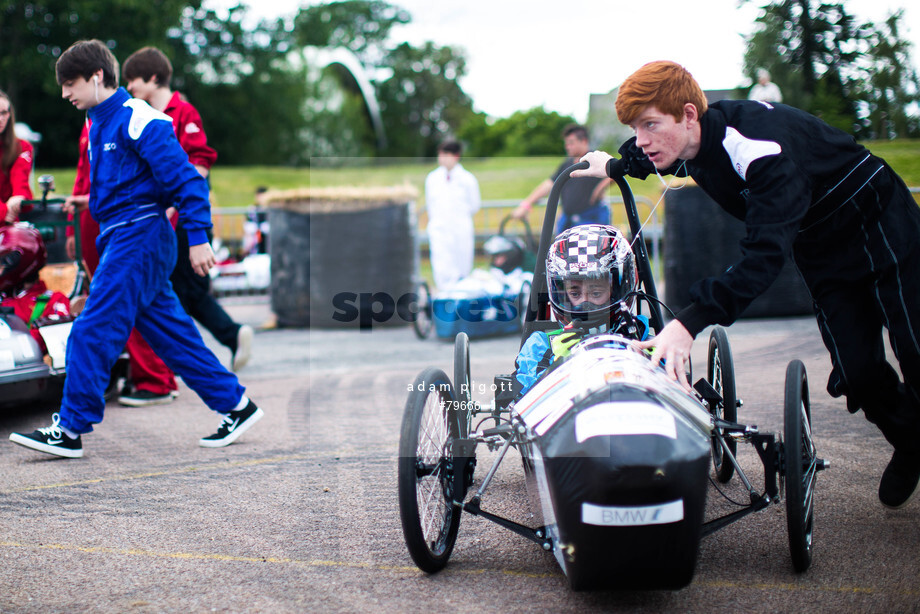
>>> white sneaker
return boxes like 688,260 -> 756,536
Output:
232,324 -> 253,371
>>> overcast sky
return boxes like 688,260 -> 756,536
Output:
205,0 -> 920,122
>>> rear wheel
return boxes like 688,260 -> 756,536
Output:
707,326 -> 737,483
412,280 -> 433,339
398,368 -> 463,572
784,359 -> 816,573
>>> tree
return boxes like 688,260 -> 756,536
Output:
852,12 -> 920,139
496,107 -> 576,157
293,0 -> 410,65
0,0 -> 197,165
743,1 -> 918,137
743,1 -> 863,132
376,41 -> 475,158
163,5 -> 310,165
456,112 -> 506,158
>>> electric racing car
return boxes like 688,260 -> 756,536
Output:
397,161 -> 827,590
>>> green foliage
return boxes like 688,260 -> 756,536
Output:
458,107 -> 576,157
743,1 -> 919,139
376,41 -> 475,158
164,5 -> 310,165
0,0 -> 199,165
456,112 -> 506,158
852,12 -> 920,139
293,0 -> 410,64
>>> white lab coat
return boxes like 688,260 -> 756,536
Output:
425,163 -> 481,290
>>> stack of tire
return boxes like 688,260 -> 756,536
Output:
664,186 -> 813,319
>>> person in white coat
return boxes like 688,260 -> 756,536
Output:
425,140 -> 481,290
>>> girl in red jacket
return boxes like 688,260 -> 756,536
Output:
0,91 -> 34,224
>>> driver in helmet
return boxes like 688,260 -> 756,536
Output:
0,224 -> 71,354
512,224 -> 647,398
483,235 -> 526,275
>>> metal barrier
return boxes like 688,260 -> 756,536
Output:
212,187 -> 920,282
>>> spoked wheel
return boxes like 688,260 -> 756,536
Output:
412,280 -> 433,340
453,332 -> 472,437
398,367 -> 464,572
517,280 -> 532,331
784,359 -> 816,573
707,326 -> 737,483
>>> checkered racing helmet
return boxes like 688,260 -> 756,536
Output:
0,223 -> 47,295
546,224 -> 637,330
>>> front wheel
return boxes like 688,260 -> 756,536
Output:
453,333 -> 472,437
398,368 -> 463,572
784,359 -> 816,573
412,280 -> 433,340
707,326 -> 737,483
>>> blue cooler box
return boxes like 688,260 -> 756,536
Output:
431,269 -> 531,339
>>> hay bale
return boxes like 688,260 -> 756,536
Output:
260,184 -> 419,214
264,185 -> 419,329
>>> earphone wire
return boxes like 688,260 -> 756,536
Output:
628,160 -> 688,252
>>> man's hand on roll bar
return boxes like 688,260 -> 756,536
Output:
571,151 -> 614,179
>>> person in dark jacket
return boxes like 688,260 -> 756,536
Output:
574,60 -> 920,510
512,124 -> 612,233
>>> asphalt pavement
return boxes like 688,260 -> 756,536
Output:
1,296 -> 918,613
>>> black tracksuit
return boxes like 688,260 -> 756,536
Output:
620,100 -> 920,451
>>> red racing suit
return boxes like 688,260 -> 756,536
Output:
1,280 -> 70,353
0,139 -> 34,223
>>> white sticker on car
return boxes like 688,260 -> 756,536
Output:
582,499 -> 684,526
575,402 -> 677,442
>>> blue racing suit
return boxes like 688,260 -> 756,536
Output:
513,316 -> 649,398
59,88 -> 244,434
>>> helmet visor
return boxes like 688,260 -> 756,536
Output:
548,272 -> 615,319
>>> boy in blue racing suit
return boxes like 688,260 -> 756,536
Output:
514,224 -> 647,398
9,40 -> 262,459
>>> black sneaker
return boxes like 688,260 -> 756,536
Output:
199,400 -> 263,448
9,413 -> 83,458
118,388 -> 177,407
879,449 -> 920,509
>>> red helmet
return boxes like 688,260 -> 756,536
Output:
0,223 -> 47,294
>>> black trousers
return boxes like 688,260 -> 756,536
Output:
794,166 -> 920,453
171,225 -> 240,352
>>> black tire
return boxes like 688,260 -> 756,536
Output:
784,359 -> 815,573
398,367 -> 463,572
517,280 -> 532,331
412,280 -> 433,340
707,326 -> 737,483
453,332 -> 472,437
